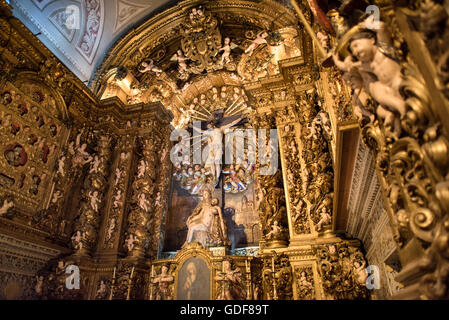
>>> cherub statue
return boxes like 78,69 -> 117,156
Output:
137,159 -> 147,179
113,190 -> 123,208
353,260 -> 368,286
115,167 -> 122,185
120,152 -> 129,161
125,234 -> 136,252
34,275 -> 44,295
96,280 -> 108,300
305,122 -> 319,140
106,217 -> 116,241
57,156 -> 66,177
71,230 -> 83,250
218,37 -> 238,65
88,190 -> 101,212
170,50 -> 188,73
70,142 -> 93,168
155,191 -> 162,207
317,110 -> 332,138
298,271 -> 314,290
332,18 -> 406,135
266,220 -> 282,240
315,206 -> 332,231
51,190 -> 63,205
161,147 -> 168,162
0,199 -> 14,216
138,193 -> 150,212
89,155 -> 102,174
292,199 -> 305,223
245,31 -> 269,56
139,59 -> 162,76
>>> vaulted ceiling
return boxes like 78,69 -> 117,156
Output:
10,0 -> 177,84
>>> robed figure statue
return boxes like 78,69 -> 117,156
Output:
184,188 -> 229,247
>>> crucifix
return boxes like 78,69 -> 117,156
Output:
191,110 -> 245,188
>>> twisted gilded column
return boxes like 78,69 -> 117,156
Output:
275,104 -> 312,240
325,1 -> 449,299
150,129 -> 172,259
252,113 -> 289,249
96,134 -> 135,258
72,132 -> 113,256
124,136 -> 157,260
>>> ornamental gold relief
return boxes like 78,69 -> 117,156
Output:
326,0 -> 449,299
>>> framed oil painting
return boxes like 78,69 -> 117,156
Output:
177,257 -> 211,300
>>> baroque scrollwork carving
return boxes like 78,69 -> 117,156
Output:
125,136 -> 157,259
276,107 -> 311,235
110,262 -> 135,300
262,252 -> 293,300
102,137 -> 133,250
324,0 -> 449,299
180,7 -> 222,74
294,265 -> 315,300
317,242 -> 369,300
72,132 -> 113,255
297,92 -> 334,233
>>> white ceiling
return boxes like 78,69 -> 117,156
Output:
10,0 -> 176,84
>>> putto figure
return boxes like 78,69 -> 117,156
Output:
0,199 -> 14,216
218,37 -> 238,65
139,59 -> 163,76
333,17 -> 406,135
245,31 -> 269,56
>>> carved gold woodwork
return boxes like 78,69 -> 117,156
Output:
125,136 -> 157,260
91,0 -> 303,126
316,240 -> 370,300
261,252 -> 293,300
276,106 -> 312,237
4,0 -> 435,301
180,7 -> 222,73
149,242 -> 254,300
252,113 -> 290,248
99,135 -> 134,252
72,132 -> 113,256
322,0 -> 449,300
0,77 -> 69,224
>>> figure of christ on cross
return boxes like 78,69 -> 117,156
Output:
192,112 -> 244,187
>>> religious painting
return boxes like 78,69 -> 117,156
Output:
177,257 -> 210,300
224,184 -> 260,250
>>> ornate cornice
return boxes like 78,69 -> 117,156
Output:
91,0 -> 301,93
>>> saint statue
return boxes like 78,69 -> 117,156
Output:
215,258 -> 246,300
184,188 -> 228,247
152,263 -> 174,300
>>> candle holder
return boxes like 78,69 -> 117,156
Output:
272,271 -> 278,301
270,254 -> 278,300
245,259 -> 252,300
149,265 -> 155,300
126,266 -> 135,300
109,267 -> 116,300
